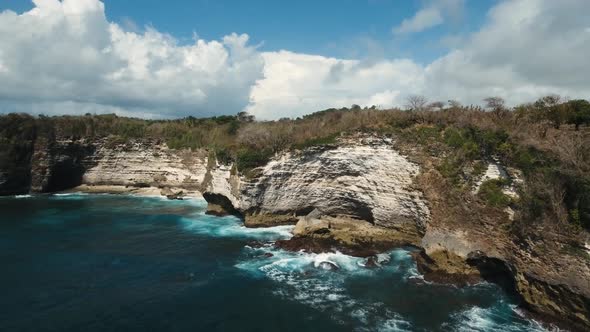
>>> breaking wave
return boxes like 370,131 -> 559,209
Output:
236,246 -> 417,331
182,213 -> 294,241
447,303 -> 562,332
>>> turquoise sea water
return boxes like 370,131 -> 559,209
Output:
0,194 -> 557,331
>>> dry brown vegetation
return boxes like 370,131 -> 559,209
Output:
1,96 -> 589,233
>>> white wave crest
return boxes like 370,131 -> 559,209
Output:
182,214 -> 294,241
452,305 -> 557,332
237,247 -> 415,331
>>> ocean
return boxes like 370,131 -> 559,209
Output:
0,194 -> 555,331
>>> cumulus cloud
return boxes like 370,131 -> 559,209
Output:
393,6 -> 444,35
247,0 -> 590,119
0,0 -> 589,120
393,0 -> 465,35
245,51 -> 424,119
0,0 -> 263,118
424,0 -> 590,106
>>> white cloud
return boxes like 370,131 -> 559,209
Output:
245,51 -> 424,119
248,0 -> 590,119
393,6 -> 444,35
0,0 -> 263,118
0,0 -> 589,121
424,0 -> 590,106
393,0 -> 465,35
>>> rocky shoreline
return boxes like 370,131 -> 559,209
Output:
1,133 -> 588,330
67,184 -> 202,200
199,133 -> 590,331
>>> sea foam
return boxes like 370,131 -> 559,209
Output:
236,246 -> 417,331
182,213 -> 294,241
450,303 -> 558,332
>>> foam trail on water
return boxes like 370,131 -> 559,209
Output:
182,213 -> 294,241
50,192 -> 90,200
237,246 -> 416,331
450,303 -> 559,332
53,193 -> 87,196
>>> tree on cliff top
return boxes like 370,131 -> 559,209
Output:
405,95 -> 429,112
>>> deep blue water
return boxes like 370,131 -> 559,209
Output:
0,194 -> 554,332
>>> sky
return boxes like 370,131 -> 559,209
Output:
0,0 -> 588,120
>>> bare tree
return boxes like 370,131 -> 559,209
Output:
484,96 -> 508,119
405,95 -> 429,111
268,122 -> 294,153
448,100 -> 462,109
484,96 -> 506,111
237,124 -> 269,149
429,101 -> 445,111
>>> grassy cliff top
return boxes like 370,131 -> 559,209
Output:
2,98 -> 590,233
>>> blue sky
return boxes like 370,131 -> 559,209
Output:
0,0 -> 494,64
0,0 -> 588,119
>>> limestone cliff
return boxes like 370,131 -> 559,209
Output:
202,133 -> 590,330
203,135 -> 430,235
30,138 -> 95,193
0,135 -> 35,195
0,136 -> 208,195
81,138 -> 208,190
1,127 -> 589,329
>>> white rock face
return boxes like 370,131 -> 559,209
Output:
207,136 -> 430,230
82,139 -> 208,189
474,160 -> 522,199
474,162 -> 508,191
205,164 -> 241,208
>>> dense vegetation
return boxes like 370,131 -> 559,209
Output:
1,96 -> 589,232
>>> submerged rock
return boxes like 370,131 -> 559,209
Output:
162,188 -> 185,200
246,241 -> 268,249
414,250 -> 482,286
364,256 -> 380,269
316,261 -> 340,271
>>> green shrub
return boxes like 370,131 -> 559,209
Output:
472,160 -> 487,179
563,176 -> 590,230
236,148 -> 273,172
216,148 -> 233,165
567,99 -> 590,130
438,155 -> 465,184
227,120 -> 240,135
478,179 -> 511,207
411,125 -> 441,144
444,127 -> 509,159
292,133 -> 340,150
477,129 -> 508,155
461,141 -> 480,159
444,127 -> 465,148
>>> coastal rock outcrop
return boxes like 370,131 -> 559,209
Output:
203,133 -> 590,330
203,135 -> 431,234
81,138 -> 208,190
0,136 -> 209,195
0,132 -> 35,195
30,138 -> 95,193
417,199 -> 590,330
2,125 -> 589,329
